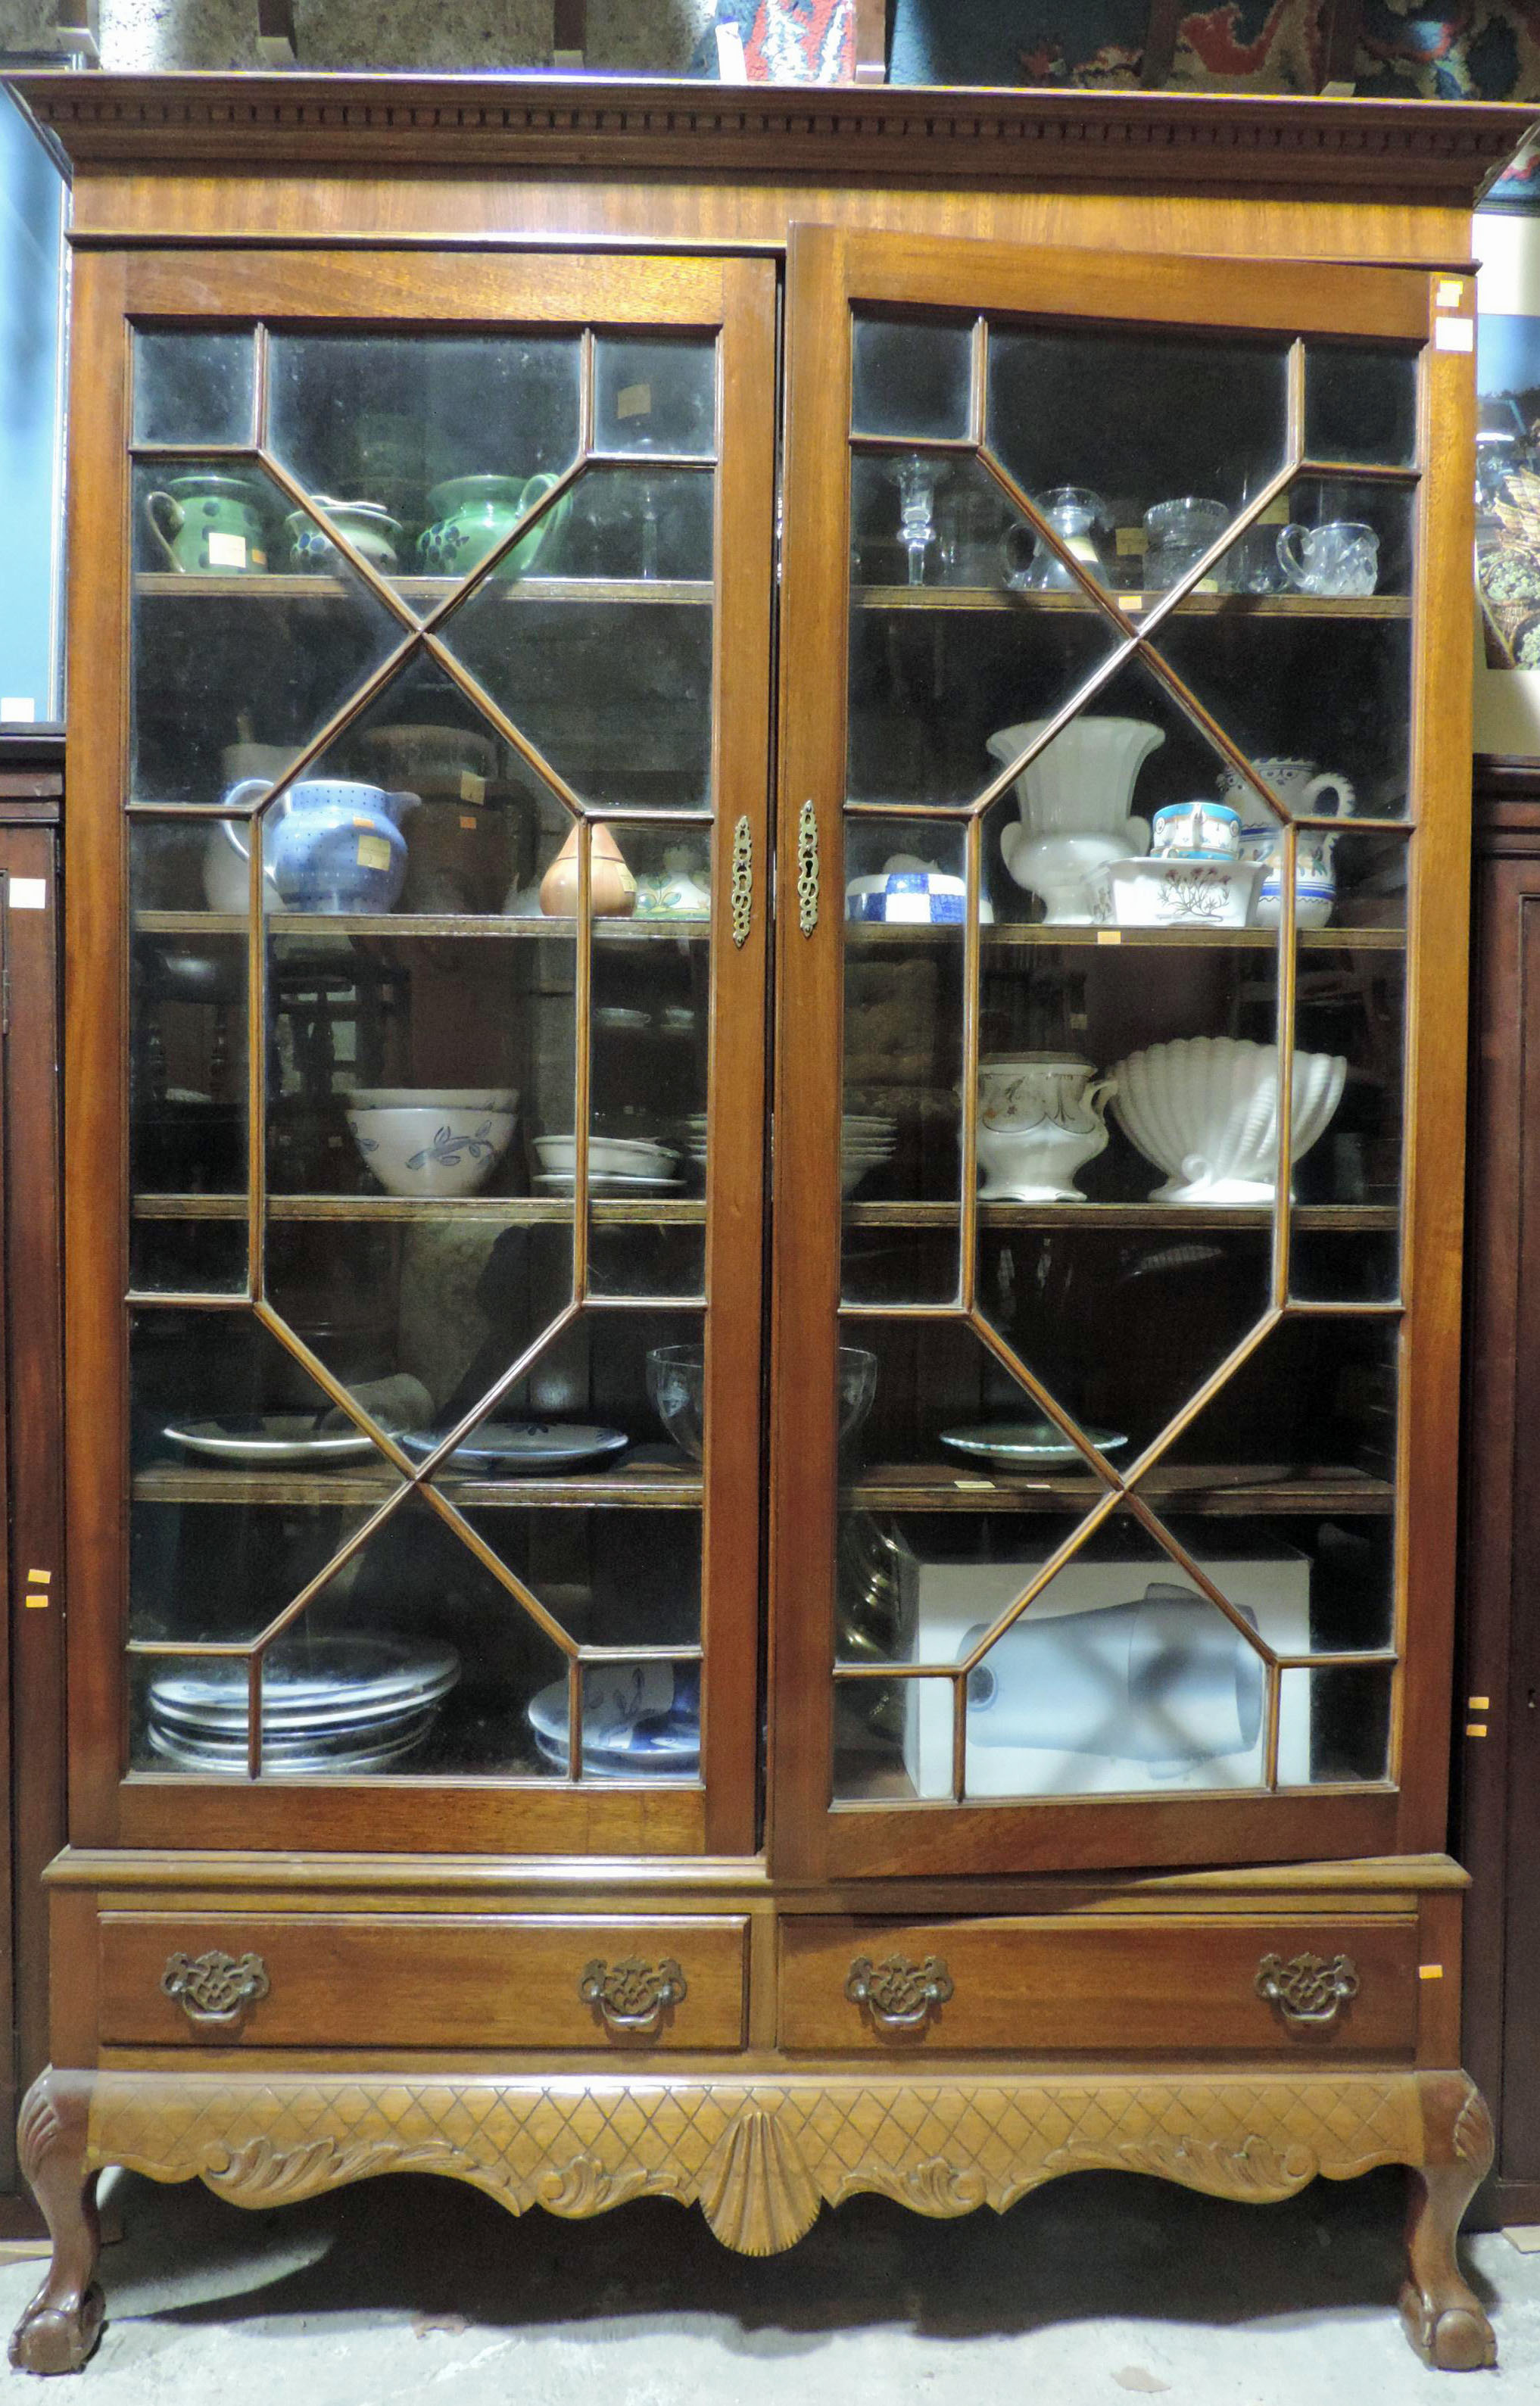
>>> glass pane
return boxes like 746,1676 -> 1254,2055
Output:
843,816 -> 966,1309
1160,1510 -> 1393,1661
266,333 -> 581,540
457,1507 -> 702,1654
987,325 -> 1290,603
1304,343 -> 1419,468
443,467 -> 714,810
129,1307 -> 398,1648
852,313 -> 974,443
1289,927 -> 1404,1301
593,335 -> 715,459
848,457 -> 1124,811
1278,1661 -> 1393,1784
1159,482 -> 1415,824
133,329 -> 254,447
131,462 -> 407,807
130,824 -> 248,1292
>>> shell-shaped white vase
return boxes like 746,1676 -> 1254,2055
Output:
987,715 -> 1164,845
1108,1036 -> 1346,1205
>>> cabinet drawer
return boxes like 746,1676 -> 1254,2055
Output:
779,1916 -> 1420,2055
101,1912 -> 748,2051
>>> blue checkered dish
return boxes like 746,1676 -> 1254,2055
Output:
846,869 -> 968,924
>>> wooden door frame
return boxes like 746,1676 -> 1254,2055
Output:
769,220 -> 1473,1883
64,245 -> 778,1859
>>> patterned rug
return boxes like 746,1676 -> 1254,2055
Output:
694,2 -> 1540,101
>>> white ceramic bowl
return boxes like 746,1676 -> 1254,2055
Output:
1094,857 -> 1259,930
349,1086 -> 516,1112
534,1134 -> 678,1177
346,1102 -> 518,1198
1108,1036 -> 1345,1205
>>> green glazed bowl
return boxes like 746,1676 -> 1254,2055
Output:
416,472 -> 569,579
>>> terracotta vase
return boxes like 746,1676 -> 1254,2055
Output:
538,824 -> 637,918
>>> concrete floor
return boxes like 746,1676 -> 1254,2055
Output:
0,2166 -> 1535,2400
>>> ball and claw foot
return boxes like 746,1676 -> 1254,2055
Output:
1400,2077 -> 1499,2372
8,2070 -> 104,2376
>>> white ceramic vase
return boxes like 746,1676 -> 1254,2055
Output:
1108,1035 -> 1346,1205
974,1053 -> 1116,1201
989,717 -> 1162,924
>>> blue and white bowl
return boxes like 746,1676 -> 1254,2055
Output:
845,868 -> 994,925
345,1088 -> 518,1198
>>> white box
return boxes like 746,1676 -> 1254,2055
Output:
901,1550 -> 1311,1800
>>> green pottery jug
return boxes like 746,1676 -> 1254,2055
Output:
143,472 -> 271,575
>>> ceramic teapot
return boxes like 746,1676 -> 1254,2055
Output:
416,473 -> 569,578
217,779 -> 420,914
974,1053 -> 1116,1202
143,472 -> 271,575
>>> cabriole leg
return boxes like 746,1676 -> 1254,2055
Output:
1400,2073 -> 1498,2371
8,2071 -> 104,2376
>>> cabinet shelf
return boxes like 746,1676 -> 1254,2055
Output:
134,573 -> 714,608
846,922 -> 1405,950
132,1192 -> 703,1224
844,1461 -> 1394,1513
133,911 -> 711,942
853,585 -> 1411,620
132,1462 -> 701,1508
845,1201 -> 1398,1230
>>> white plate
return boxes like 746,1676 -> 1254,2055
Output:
534,1171 -> 684,1193
939,1421 -> 1129,1464
398,1421 -> 628,1472
164,1414 -> 377,1465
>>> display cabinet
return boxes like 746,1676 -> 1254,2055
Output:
4,70 -> 1529,2378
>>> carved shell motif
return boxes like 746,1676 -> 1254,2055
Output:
699,2109 -> 821,2255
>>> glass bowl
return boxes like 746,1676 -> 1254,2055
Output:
647,1344 -> 878,1460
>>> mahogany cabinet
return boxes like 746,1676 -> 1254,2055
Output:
3,69 -> 1531,2376
1459,763 -> 1540,2229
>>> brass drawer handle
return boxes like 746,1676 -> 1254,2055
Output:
1255,1949 -> 1360,2033
579,1956 -> 687,2038
846,1952 -> 953,2035
161,1948 -> 270,2040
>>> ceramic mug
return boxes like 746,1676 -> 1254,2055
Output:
1152,801 -> 1242,861
416,473 -> 570,578
143,473 -> 270,575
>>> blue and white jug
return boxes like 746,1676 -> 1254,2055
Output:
217,778 -> 420,914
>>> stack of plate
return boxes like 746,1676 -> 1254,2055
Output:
145,1635 -> 460,1775
685,1112 -> 897,1196
841,1112 -> 897,1197
532,1133 -> 680,1194
527,1663 -> 699,1780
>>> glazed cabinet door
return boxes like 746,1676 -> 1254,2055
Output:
69,248 -> 775,1853
771,225 -> 1472,1880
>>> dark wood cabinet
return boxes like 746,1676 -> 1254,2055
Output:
0,746 -> 66,2233
1460,765 -> 1540,2229
2,67 -> 1532,2376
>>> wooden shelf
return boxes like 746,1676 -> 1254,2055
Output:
134,573 -> 713,607
844,1462 -> 1394,1514
846,922 -> 1405,950
133,911 -> 711,941
133,1461 -> 701,1508
132,1192 -> 703,1223
854,585 -> 1411,620
846,1201 -> 1398,1231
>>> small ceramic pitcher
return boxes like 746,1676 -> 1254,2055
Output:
220,779 -> 420,914
416,473 -> 569,578
974,1054 -> 1116,1202
1219,759 -> 1355,931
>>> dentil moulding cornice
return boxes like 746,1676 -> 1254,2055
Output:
6,72 -> 1536,204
